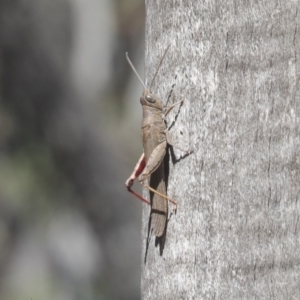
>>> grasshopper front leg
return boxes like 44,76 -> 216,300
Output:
162,100 -> 184,119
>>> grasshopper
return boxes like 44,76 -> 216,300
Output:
125,46 -> 191,237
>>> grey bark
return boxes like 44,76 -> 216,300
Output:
141,1 -> 300,299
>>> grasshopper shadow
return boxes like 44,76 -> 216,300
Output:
144,210 -> 175,263
169,144 -> 192,164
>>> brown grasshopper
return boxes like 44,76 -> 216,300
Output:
125,47 -> 191,237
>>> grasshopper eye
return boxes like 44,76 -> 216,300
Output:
145,94 -> 155,103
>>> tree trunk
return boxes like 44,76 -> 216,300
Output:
141,1 -> 300,299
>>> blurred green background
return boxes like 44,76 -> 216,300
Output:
0,0 -> 145,299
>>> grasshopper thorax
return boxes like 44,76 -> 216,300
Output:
140,89 -> 163,110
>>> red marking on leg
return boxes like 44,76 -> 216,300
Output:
125,153 -> 146,188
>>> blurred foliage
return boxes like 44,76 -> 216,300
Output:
0,0 -> 144,299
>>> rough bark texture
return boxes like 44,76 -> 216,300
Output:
141,1 -> 300,299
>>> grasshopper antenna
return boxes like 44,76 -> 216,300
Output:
149,44 -> 170,91
126,52 -> 147,90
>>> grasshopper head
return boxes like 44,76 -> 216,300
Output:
140,89 -> 163,110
